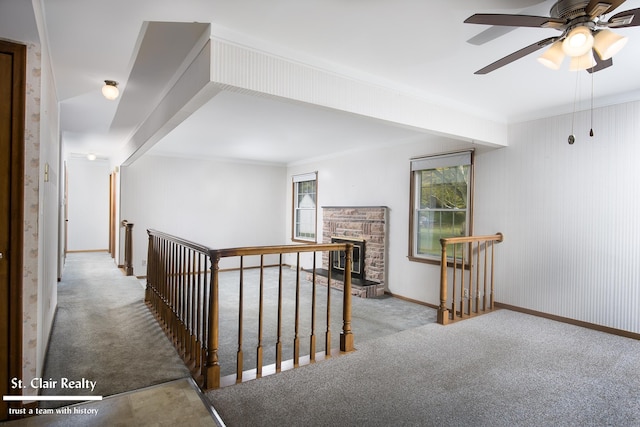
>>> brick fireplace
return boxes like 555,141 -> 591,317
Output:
318,206 -> 387,298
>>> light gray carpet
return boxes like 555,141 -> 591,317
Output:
207,309 -> 640,427
215,267 -> 436,377
40,252 -> 191,408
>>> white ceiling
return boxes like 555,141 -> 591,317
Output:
13,0 -> 640,164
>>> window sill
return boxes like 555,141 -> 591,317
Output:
407,255 -> 440,265
291,238 -> 317,244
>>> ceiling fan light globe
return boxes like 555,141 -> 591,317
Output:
593,29 -> 628,60
537,41 -> 565,70
569,52 -> 596,71
562,26 -> 594,57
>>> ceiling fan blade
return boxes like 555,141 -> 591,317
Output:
465,14 -> 565,28
466,2 -> 552,45
606,7 -> 640,28
586,0 -> 626,18
474,37 -> 556,75
588,50 -> 613,73
467,26 -> 517,45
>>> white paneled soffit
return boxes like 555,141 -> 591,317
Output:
208,37 -> 507,147
117,24 -> 508,165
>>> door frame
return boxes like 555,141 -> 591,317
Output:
0,38 -> 25,419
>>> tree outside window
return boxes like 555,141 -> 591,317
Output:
292,172 -> 317,242
409,152 -> 473,262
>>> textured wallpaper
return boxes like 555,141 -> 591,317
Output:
22,41 -> 41,393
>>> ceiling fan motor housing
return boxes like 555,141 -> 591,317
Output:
550,0 -> 591,20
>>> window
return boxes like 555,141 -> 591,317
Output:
409,151 -> 473,262
292,172 -> 317,242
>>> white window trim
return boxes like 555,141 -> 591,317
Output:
292,172 -> 318,243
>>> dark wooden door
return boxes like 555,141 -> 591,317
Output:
0,39 -> 26,420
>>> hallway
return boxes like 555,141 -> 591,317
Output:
5,252 -> 221,426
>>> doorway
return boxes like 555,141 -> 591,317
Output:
0,39 -> 26,420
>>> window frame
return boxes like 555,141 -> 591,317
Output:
408,150 -> 474,264
291,172 -> 318,243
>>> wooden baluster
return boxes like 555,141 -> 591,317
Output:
483,241 -> 488,312
475,241 -> 480,314
490,240 -> 495,309
276,255 -> 283,372
197,252 -> 205,379
172,242 -> 178,344
294,253 -> 301,367
437,240 -> 449,325
340,244 -> 354,352
326,251 -> 332,356
195,252 -> 202,374
205,252 -> 220,390
186,249 -> 193,363
256,255 -> 264,378
156,238 -> 162,322
309,252 -> 317,362
167,242 -> 173,339
460,243 -> 465,320
166,241 -> 172,335
236,256 -> 244,383
158,238 -> 164,325
182,247 -> 188,356
467,242 -> 473,317
177,244 -> 182,344
167,240 -> 172,330
451,244 -> 457,317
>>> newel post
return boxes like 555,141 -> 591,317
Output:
437,239 -> 450,325
340,243 -> 355,352
145,231 -> 153,303
205,251 -> 221,389
122,220 -> 134,276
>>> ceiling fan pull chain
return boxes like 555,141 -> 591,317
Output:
590,70 -> 595,137
569,69 -> 580,144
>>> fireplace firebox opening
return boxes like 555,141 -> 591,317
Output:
331,236 -> 365,281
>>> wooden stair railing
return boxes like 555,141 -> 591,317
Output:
437,233 -> 504,325
145,229 -> 355,390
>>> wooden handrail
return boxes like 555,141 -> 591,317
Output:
440,232 -> 504,245
437,233 -> 503,325
145,229 -> 354,390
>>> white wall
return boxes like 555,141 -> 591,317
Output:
120,155 -> 287,275
66,157 -> 110,251
37,36 -> 61,384
286,135 -> 475,304
475,101 -> 640,334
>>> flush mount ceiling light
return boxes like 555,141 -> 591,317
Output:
464,0 -> 639,74
101,80 -> 119,100
87,153 -> 97,161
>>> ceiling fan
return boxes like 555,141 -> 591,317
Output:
465,0 -> 640,74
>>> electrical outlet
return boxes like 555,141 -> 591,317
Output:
463,288 -> 469,298
141,259 -> 147,266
